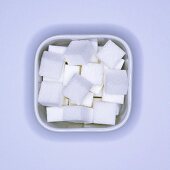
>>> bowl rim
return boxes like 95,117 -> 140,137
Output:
34,34 -> 133,132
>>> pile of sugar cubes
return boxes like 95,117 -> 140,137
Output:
38,39 -> 128,126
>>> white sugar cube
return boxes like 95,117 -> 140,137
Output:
84,108 -> 94,125
63,106 -> 93,123
90,55 -> 99,63
90,46 -> 104,63
48,45 -> 66,54
43,64 -> 65,83
43,77 -> 56,82
115,59 -> 125,70
63,106 -> 83,122
98,46 -> 102,52
93,101 -> 119,125
94,89 -> 103,97
63,65 -> 80,86
102,91 -> 124,104
38,81 -> 63,106
103,59 -> 124,72
46,107 -> 63,122
82,92 -> 93,107
64,40 -> 95,65
91,39 -> 98,52
43,77 -> 55,82
90,46 -> 103,63
63,74 -> 92,105
86,108 -> 94,123
90,39 -> 99,63
81,63 -> 104,85
69,92 -> 93,108
104,65 -> 109,74
90,84 -> 103,97
97,40 -> 125,69
104,70 -> 128,95
39,51 -> 64,80
43,72 -> 64,82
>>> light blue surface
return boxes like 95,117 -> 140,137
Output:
0,0 -> 170,170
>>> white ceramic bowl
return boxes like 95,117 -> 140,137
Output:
34,34 -> 133,132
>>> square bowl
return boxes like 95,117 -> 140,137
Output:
34,34 -> 133,132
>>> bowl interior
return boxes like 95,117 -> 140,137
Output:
35,35 -> 131,131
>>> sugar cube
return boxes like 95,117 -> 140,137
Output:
43,64 -> 65,83
91,39 -> 98,52
38,81 -> 63,106
81,107 -> 93,123
83,108 -> 94,124
90,39 -> 98,63
103,59 -> 124,72
94,89 -> 103,97
82,92 -> 93,107
63,74 -> 92,105
90,55 -> 99,63
86,108 -> 94,123
69,92 -> 94,108
81,63 -> 104,85
43,77 -> 56,82
90,46 -> 103,63
97,40 -> 125,69
93,101 -> 119,125
64,40 -> 95,65
48,45 -> 66,54
90,84 -> 103,97
98,46 -> 102,52
63,65 -> 80,86
104,70 -> 128,95
102,91 -> 124,104
39,51 -> 64,80
104,65 -> 109,74
115,59 -> 125,70
46,107 -> 63,122
63,106 -> 93,123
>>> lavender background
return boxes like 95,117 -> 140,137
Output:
0,0 -> 170,170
